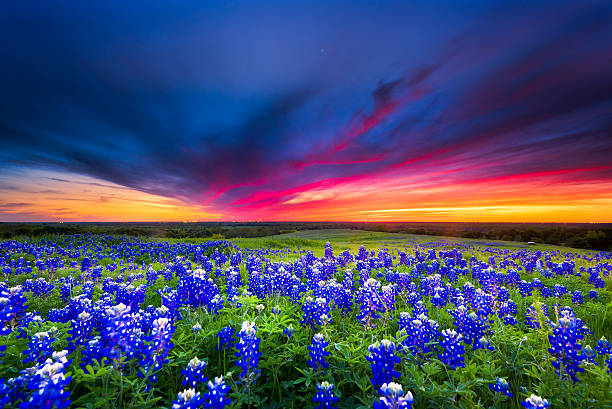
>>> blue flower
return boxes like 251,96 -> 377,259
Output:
181,357 -> 207,389
438,329 -> 465,370
373,382 -> 413,409
204,376 -> 232,409
216,326 -> 236,350
235,321 -> 261,385
489,377 -> 513,397
313,381 -> 338,409
283,325 -> 294,339
23,329 -> 56,364
548,310 -> 587,383
367,339 -> 401,389
308,333 -> 330,373
172,388 -> 205,409
594,336 -> 611,356
521,394 -> 549,409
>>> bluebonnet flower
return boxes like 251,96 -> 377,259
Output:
182,357 -> 207,388
438,329 -> 465,370
313,381 -> 338,409
521,394 -> 549,409
489,377 -> 512,397
192,323 -> 202,333
367,339 -> 401,389
217,326 -> 236,350
357,278 -> 388,327
525,305 -> 542,329
571,290 -> 583,305
67,311 -> 94,352
325,242 -> 334,259
373,382 -> 413,409
23,278 -> 54,297
271,306 -> 281,315
235,321 -> 261,385
283,324 -> 294,339
548,310 -> 586,383
81,281 -> 95,299
301,296 -> 330,330
0,285 -> 28,331
59,279 -> 74,304
583,345 -> 597,365
140,316 -> 176,384
588,290 -> 598,299
3,350 -> 72,409
503,315 -> 518,326
99,303 -> 139,367
172,388 -> 206,409
204,376 -> 232,409
595,337 -> 611,355
450,306 -> 493,350
308,333 -> 330,373
518,281 -> 533,297
474,336 -> 494,352
81,257 -> 92,272
398,313 -> 439,361
23,328 -> 56,364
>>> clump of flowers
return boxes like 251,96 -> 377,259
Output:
373,382 -> 413,409
140,315 -> 176,384
0,350 -> 72,409
398,312 -> 439,361
367,339 -> 401,389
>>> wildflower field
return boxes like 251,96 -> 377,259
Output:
0,229 -> 610,409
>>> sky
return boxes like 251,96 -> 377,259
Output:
1,0 -> 611,222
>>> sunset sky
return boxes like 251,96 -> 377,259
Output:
1,1 -> 611,222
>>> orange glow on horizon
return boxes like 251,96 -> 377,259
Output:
1,168 -> 611,223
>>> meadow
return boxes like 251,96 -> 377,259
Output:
0,229 -> 610,409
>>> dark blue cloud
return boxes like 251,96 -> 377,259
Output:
0,0 -> 611,212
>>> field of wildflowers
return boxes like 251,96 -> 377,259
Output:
0,231 -> 610,408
